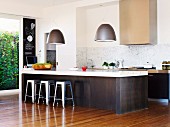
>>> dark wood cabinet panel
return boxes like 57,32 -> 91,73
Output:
22,74 -> 148,114
73,78 -> 91,107
148,73 -> 169,100
116,77 -> 148,114
90,77 -> 116,110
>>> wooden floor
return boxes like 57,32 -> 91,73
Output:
0,95 -> 170,127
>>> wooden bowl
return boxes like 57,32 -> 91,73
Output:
32,63 -> 52,70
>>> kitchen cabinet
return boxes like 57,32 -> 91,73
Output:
119,0 -> 157,45
148,73 -> 170,100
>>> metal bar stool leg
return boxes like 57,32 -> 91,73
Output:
69,84 -> 75,106
38,81 -> 49,105
49,84 -> 51,102
65,81 -> 75,106
44,81 -> 49,105
38,82 -> 42,104
61,82 -> 65,108
25,80 -> 37,103
38,80 -> 55,105
24,81 -> 29,102
32,80 -> 35,103
34,82 -> 37,102
53,81 -> 74,108
53,82 -> 58,107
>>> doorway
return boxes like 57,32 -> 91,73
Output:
0,17 -> 19,90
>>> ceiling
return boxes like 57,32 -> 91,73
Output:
32,0 -> 83,7
2,0 -> 84,8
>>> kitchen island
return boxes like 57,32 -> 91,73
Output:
21,69 -> 148,114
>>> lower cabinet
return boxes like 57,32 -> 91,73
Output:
148,73 -> 169,100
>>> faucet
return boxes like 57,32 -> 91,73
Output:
115,59 -> 124,68
115,60 -> 119,68
87,59 -> 95,68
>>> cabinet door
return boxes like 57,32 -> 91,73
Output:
148,73 -> 169,99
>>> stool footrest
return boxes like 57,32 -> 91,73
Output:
38,96 -> 45,99
65,98 -> 74,100
54,98 -> 62,101
25,95 -> 34,97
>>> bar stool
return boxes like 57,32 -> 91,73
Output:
38,80 -> 55,105
24,80 -> 40,103
53,81 -> 75,108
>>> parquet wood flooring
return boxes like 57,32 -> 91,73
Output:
0,94 -> 170,127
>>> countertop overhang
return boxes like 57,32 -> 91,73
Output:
21,69 -> 148,77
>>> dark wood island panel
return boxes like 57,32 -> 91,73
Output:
22,74 -> 148,114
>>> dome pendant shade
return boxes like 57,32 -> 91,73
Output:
95,24 -> 116,42
47,29 -> 65,44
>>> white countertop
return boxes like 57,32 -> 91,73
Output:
21,69 -> 148,77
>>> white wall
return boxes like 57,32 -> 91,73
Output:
38,0 -> 170,69
85,2 -> 119,47
76,2 -> 119,67
39,0 -> 118,69
38,4 -> 77,69
157,0 -> 170,44
76,0 -> 170,69
76,1 -> 120,47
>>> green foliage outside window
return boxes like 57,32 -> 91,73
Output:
0,32 -> 19,90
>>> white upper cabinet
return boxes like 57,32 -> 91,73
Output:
119,0 -> 157,45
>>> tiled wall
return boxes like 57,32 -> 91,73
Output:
77,44 -> 170,69
46,50 -> 56,63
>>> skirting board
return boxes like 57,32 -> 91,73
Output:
148,98 -> 168,103
0,89 -> 20,96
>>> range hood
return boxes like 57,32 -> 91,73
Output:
119,0 -> 157,45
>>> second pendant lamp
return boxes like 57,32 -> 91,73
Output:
95,24 -> 116,42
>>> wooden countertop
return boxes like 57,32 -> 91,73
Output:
148,70 -> 170,74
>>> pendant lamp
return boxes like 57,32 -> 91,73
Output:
47,29 -> 65,44
95,24 -> 116,42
